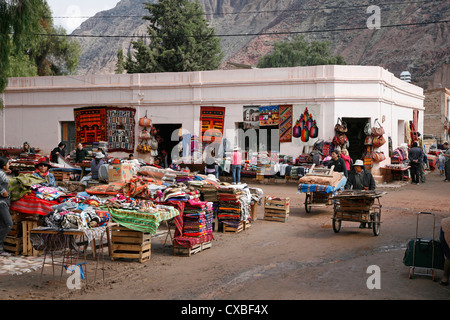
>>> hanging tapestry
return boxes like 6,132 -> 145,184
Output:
74,107 -> 108,144
279,105 -> 293,142
106,107 -> 136,152
243,105 -> 260,129
259,105 -> 279,126
200,106 -> 225,147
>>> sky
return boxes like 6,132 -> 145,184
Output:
46,0 -> 121,34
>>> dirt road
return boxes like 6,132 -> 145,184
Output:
1,170 -> 449,302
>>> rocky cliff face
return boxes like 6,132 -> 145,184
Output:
73,0 -> 449,90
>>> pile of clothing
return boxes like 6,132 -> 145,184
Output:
42,194 -> 110,230
217,184 -> 252,226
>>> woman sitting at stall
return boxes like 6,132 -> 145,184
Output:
32,158 -> 56,187
21,141 -> 35,155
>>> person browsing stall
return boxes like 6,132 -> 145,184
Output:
32,158 -> 56,187
91,152 -> 106,180
327,151 -> 348,177
408,141 -> 424,185
231,146 -> 242,184
0,157 -> 12,256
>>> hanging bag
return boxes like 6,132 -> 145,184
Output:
372,135 -> 386,148
301,127 -> 310,142
364,122 -> 372,136
293,122 -> 301,138
371,119 -> 385,136
364,135 -> 373,145
310,120 -> 319,138
138,128 -> 151,140
334,117 -> 348,133
332,133 -> 348,146
372,151 -> 386,162
139,111 -> 152,127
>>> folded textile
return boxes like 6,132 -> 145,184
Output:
10,192 -> 60,216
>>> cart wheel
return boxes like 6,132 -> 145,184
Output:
372,210 -> 381,236
332,210 -> 341,233
305,194 -> 312,213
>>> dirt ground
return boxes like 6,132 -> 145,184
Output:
0,169 -> 449,302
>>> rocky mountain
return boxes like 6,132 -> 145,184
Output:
73,0 -> 450,90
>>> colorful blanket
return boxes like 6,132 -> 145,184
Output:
10,192 -> 60,216
298,177 -> 347,194
106,205 -> 179,234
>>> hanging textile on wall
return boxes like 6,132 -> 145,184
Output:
106,107 -> 136,152
74,107 -> 108,144
200,106 -> 225,148
243,105 -> 260,129
279,105 -> 293,142
259,105 -> 279,126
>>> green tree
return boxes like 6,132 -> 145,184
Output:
0,0 -> 44,95
123,0 -> 223,73
115,48 -> 125,74
257,36 -> 346,68
1,0 -> 81,107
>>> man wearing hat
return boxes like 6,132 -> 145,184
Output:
345,159 -> 376,228
91,152 -> 106,180
33,158 -> 56,187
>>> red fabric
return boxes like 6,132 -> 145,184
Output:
10,193 -> 60,216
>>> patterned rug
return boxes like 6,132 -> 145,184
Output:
279,105 -> 292,142
74,107 -> 108,144
200,106 -> 225,149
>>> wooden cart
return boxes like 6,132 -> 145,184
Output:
331,190 -> 386,236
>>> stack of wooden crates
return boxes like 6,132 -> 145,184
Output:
4,211 -> 41,256
264,196 -> 290,222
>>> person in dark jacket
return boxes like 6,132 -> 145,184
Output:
0,157 -> 12,256
327,151 -> 348,177
50,142 -> 66,163
345,159 -> 376,228
408,141 -> 424,185
75,143 -> 89,163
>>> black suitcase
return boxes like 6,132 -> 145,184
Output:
403,212 -> 445,280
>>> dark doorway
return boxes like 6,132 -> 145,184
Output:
152,123 -> 182,165
342,117 -> 370,162
61,121 -> 76,152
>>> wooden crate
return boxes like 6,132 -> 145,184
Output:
3,236 -> 22,255
173,241 -> 212,257
222,220 -> 251,233
264,197 -> 290,222
22,220 -> 42,256
110,225 -> 151,263
53,171 -> 71,181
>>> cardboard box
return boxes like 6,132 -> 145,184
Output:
108,164 -> 134,182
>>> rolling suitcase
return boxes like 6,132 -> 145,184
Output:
403,212 -> 445,280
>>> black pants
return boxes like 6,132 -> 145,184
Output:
410,163 -> 420,183
445,160 -> 450,181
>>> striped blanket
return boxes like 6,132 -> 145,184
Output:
298,177 -> 347,194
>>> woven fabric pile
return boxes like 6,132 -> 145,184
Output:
217,184 -> 252,226
174,199 -> 214,249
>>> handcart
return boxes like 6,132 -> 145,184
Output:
403,212 -> 445,280
331,190 -> 386,236
298,165 -> 346,213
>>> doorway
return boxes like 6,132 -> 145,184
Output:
342,117 -> 370,162
152,123 -> 182,165
61,121 -> 76,152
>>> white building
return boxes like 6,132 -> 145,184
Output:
1,65 -> 424,178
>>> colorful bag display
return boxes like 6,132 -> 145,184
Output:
138,129 -> 151,140
139,111 -> 152,127
293,123 -> 301,138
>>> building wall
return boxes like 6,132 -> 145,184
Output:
423,88 -> 450,142
2,65 -> 424,171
